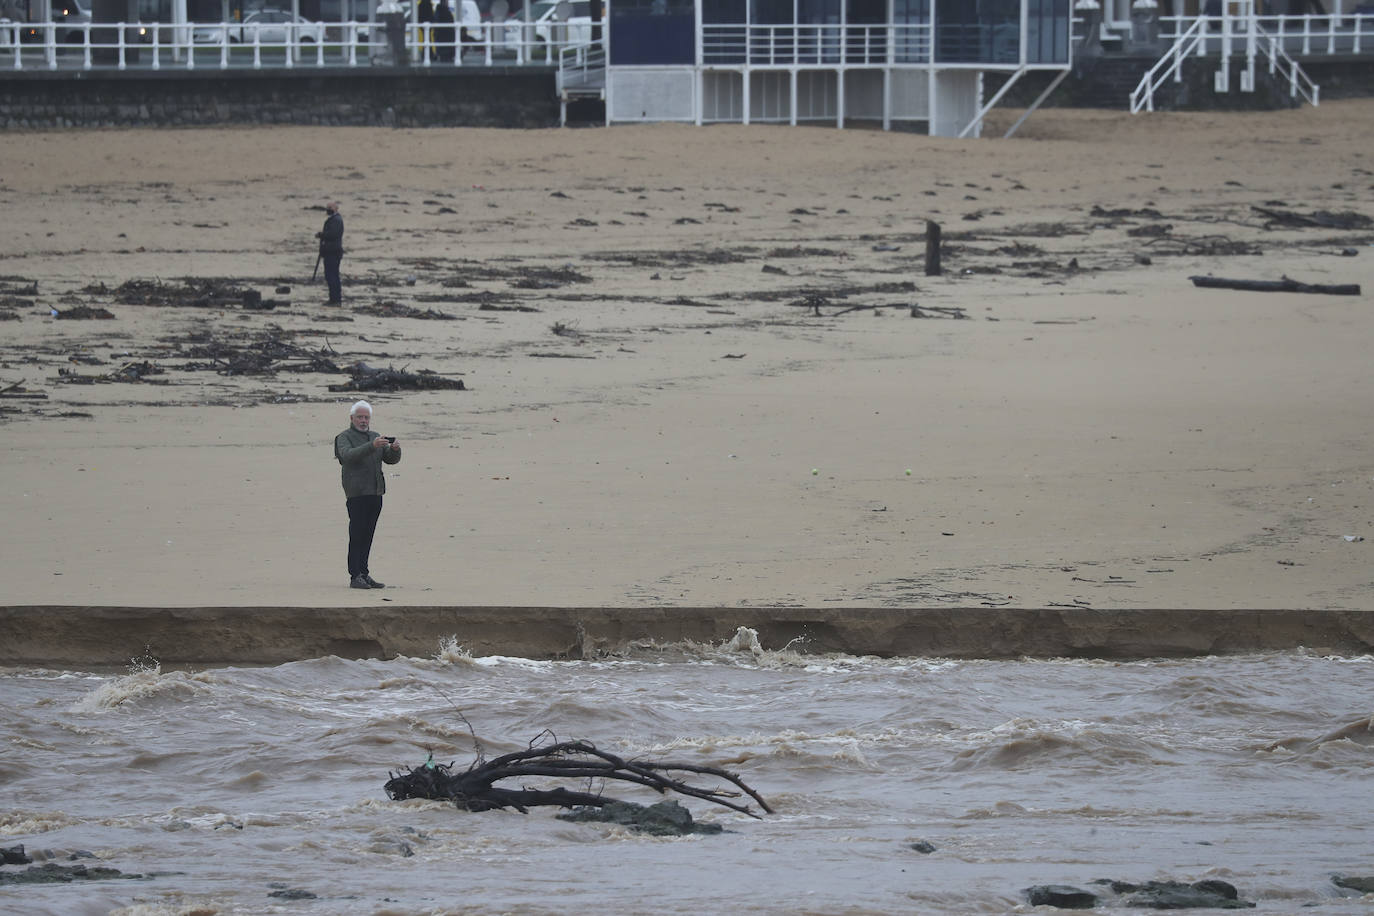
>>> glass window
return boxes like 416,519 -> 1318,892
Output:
702,0 -> 745,23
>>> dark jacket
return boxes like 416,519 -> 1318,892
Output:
319,211 -> 344,256
335,426 -> 401,498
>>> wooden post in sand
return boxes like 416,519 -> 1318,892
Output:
925,220 -> 942,276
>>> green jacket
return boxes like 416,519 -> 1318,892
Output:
335,426 -> 401,498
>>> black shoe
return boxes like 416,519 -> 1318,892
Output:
362,574 -> 385,589
350,575 -> 371,589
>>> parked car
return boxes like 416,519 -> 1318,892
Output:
528,0 -> 590,45
19,0 -> 90,43
489,0 -> 589,52
193,10 -> 326,44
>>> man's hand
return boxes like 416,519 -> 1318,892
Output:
373,436 -> 390,449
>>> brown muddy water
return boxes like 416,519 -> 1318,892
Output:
2,638 -> 1372,915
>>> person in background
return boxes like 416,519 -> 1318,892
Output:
433,0 -> 456,62
334,400 -> 401,590
317,200 -> 344,305
418,0 -> 434,57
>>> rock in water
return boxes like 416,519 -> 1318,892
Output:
1334,875 -> 1374,894
0,863 -> 141,885
557,800 -> 723,836
1024,885 -> 1099,909
1121,879 -> 1254,909
1,845 -> 31,865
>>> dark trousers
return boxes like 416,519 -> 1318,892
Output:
323,252 -> 343,303
346,495 -> 383,578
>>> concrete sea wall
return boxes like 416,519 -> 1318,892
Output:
0,67 -> 560,129
2,606 -> 1372,667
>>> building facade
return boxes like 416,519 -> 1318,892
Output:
601,0 -> 1074,134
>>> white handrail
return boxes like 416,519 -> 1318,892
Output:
556,38 -> 603,93
0,12 -> 1364,74
1256,21 -> 1318,106
1130,13 -> 1320,113
1129,16 -> 1204,114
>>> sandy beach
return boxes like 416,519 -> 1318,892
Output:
2,103 -> 1372,613
4,107 -> 1374,914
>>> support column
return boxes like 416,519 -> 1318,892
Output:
92,0 -> 137,65
882,67 -> 890,130
836,68 -> 843,128
789,68 -> 797,125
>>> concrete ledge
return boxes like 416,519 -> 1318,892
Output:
2,606 -> 1372,667
0,64 -> 550,82
0,67 -> 560,127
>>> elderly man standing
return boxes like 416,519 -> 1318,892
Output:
317,200 -> 345,305
335,400 -> 401,589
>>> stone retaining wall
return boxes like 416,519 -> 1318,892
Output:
2,605 -> 1372,667
0,67 -> 560,129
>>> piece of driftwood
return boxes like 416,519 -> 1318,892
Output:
385,737 -> 772,819
1251,206 -> 1372,230
925,220 -> 943,276
0,379 -> 46,400
910,304 -> 969,319
1189,275 -> 1361,296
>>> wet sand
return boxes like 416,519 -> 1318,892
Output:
2,103 -> 1373,644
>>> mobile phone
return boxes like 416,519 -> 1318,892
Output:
384,436 -> 396,442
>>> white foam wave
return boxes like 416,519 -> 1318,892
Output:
67,666 -> 209,713
0,809 -> 84,836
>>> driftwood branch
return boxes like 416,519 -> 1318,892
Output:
1250,205 -> 1372,230
1189,275 -> 1361,296
385,738 -> 772,819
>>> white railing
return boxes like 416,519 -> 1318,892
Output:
701,23 -> 933,67
1129,16 -> 1205,113
1158,12 -> 1373,56
1130,14 -> 1321,113
2,18 -> 569,71
556,40 -> 603,94
1256,21 -> 1320,106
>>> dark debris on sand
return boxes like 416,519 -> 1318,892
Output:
354,300 -> 458,320
92,278 -> 261,308
175,329 -> 341,376
52,305 -> 116,320
328,362 -> 466,392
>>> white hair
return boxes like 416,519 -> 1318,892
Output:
350,400 -> 373,417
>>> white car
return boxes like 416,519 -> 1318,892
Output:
503,0 -> 591,47
538,0 -> 591,44
193,10 -> 326,44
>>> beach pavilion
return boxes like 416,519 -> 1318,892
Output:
595,0 -> 1074,134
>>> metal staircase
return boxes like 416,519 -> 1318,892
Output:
556,41 -> 606,125
1130,5 -> 1318,113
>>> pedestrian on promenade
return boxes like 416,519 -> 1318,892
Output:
433,0 -> 456,62
418,0 -> 434,57
317,200 -> 344,305
334,400 -> 402,590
